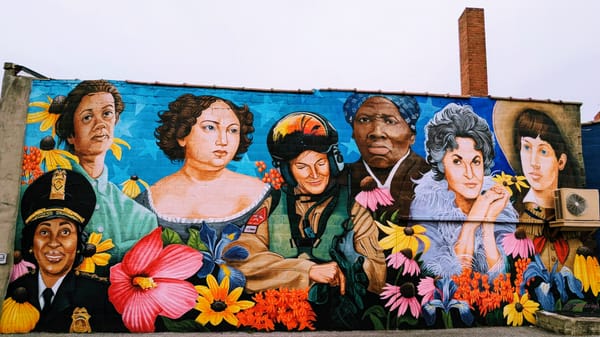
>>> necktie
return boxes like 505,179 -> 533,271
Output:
42,288 -> 53,313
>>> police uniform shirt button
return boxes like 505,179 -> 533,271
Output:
550,245 -> 555,251
95,205 -> 100,210
97,226 -> 104,233
551,256 -> 556,262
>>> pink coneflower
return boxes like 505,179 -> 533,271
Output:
387,249 -> 420,276
502,227 -> 535,259
355,176 -> 394,212
9,251 -> 35,282
380,282 -> 421,318
108,227 -> 204,332
417,276 -> 436,305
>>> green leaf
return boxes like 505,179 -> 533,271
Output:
362,305 -> 386,330
162,227 -> 183,245
187,228 -> 208,251
390,209 -> 400,223
397,314 -> 419,326
160,317 -> 208,332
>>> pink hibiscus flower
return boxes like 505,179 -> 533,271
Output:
108,227 -> 204,332
386,249 -> 420,276
380,282 -> 421,318
502,227 -> 535,259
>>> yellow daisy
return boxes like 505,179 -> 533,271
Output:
76,232 -> 114,274
120,175 -> 150,199
38,135 -> 79,171
503,292 -> 539,326
0,287 -> 39,333
492,172 -> 529,196
376,220 -> 430,255
510,174 -> 529,193
194,275 -> 254,327
28,96 -> 59,137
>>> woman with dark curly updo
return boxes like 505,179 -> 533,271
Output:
153,94 -> 254,162
136,94 -> 271,239
135,94 -> 274,293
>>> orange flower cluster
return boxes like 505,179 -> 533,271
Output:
21,146 -> 42,185
514,258 -> 531,291
256,161 -> 285,190
237,288 -> 316,331
452,264 -> 527,317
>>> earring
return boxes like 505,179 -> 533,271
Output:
28,248 -> 33,254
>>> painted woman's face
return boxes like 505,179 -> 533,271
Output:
67,92 -> 117,158
442,137 -> 484,203
290,150 -> 330,195
352,97 -> 415,169
520,135 -> 566,192
178,100 -> 240,171
33,218 -> 78,283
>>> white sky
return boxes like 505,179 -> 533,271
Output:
1,0 -> 599,122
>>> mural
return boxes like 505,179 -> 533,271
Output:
1,78 -> 598,333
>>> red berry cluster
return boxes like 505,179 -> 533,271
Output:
256,161 -> 284,190
21,146 -> 43,185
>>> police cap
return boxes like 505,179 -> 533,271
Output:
20,169 -> 96,228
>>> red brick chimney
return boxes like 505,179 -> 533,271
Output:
459,8 -> 488,96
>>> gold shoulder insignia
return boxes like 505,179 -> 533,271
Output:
75,270 -> 109,283
70,307 -> 92,333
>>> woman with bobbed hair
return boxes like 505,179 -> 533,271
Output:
494,104 -> 585,271
410,103 -> 517,278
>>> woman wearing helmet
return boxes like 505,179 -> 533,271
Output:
258,111 -> 385,329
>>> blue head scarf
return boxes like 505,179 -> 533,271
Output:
343,93 -> 421,133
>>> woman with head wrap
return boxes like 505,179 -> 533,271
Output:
343,93 -> 430,222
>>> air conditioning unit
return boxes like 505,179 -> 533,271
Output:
554,188 -> 599,221
550,188 -> 600,231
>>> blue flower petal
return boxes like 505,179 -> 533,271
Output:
196,251 -> 215,278
218,266 -> 247,290
199,223 -> 217,253
223,245 -> 249,261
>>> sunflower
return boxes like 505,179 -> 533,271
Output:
376,220 -> 430,255
503,292 -> 539,326
194,274 -> 254,327
120,175 -> 150,199
76,232 -> 115,274
0,287 -> 39,333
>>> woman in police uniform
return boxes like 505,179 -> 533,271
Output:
5,169 -> 125,332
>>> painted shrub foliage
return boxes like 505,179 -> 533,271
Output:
1,78 -> 598,333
